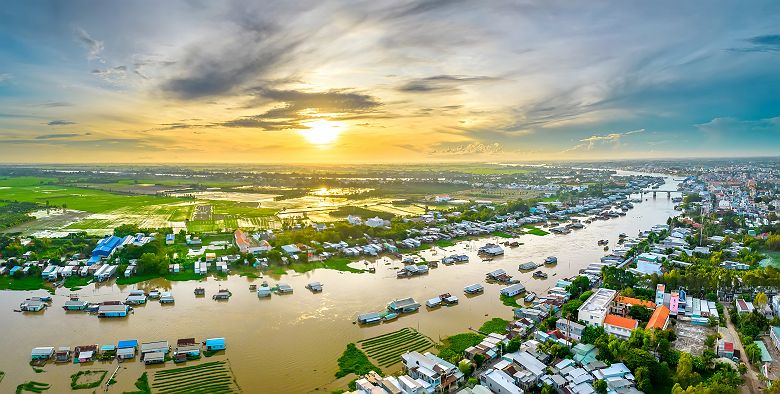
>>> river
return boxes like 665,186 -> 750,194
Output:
0,171 -> 681,393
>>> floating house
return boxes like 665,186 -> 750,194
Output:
257,287 -> 272,297
388,298 -> 421,313
357,312 -> 383,325
55,347 -> 71,363
204,338 -> 226,351
97,304 -> 129,318
212,290 -> 232,300
464,283 -> 484,294
141,341 -> 170,358
31,347 -> 54,361
500,283 -> 526,297
20,299 -> 46,312
276,283 -> 294,294
159,292 -> 175,304
117,340 -> 138,360
144,351 -> 165,365
63,300 -> 88,311
306,282 -> 323,292
125,294 -> 147,305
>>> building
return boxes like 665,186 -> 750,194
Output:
717,340 -> 735,359
366,217 -> 386,228
603,314 -> 638,340
401,351 -> 464,392
500,284 -> 526,297
165,234 -> 175,245
205,338 -> 226,351
771,326 -> 780,353
735,299 -> 755,314
646,306 -> 671,330
234,229 -> 270,254
578,288 -> 618,326
90,235 -> 123,264
611,296 -> 656,317
556,318 -> 585,341
480,369 -> 522,394
97,304 -> 129,318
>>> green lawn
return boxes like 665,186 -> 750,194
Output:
335,344 -> 381,378
523,225 -> 549,236
0,275 -> 53,293
492,231 -> 514,238
479,318 -> 510,334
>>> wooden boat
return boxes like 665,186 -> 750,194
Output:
382,312 -> 399,322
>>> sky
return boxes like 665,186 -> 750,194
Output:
0,0 -> 779,164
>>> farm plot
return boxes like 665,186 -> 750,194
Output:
357,328 -> 435,368
152,361 -> 240,394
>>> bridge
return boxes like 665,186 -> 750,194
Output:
639,189 -> 681,198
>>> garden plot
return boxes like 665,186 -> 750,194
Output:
152,360 -> 240,394
357,328 -> 436,368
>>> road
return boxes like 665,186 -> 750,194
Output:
723,307 -> 762,394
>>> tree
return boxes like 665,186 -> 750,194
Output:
675,352 -> 700,389
754,292 -> 768,310
593,379 -> 607,394
629,305 -> 653,322
581,325 -> 606,345
744,342 -> 761,365
473,353 -> 486,368
634,367 -> 652,392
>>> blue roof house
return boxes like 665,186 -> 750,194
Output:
91,236 -> 123,262
204,338 -> 226,351
117,340 -> 138,349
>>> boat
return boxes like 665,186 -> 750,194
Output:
249,284 -> 257,291
306,282 -> 323,293
604,246 -> 609,251
148,290 -> 160,299
597,240 -> 608,246
464,283 -> 484,294
425,297 -> 442,308
532,270 -> 548,279
194,287 -> 205,296
544,256 -> 558,265
518,262 -> 538,271
524,293 -> 536,303
382,312 -> 399,322
440,293 -> 459,305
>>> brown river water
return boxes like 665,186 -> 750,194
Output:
0,173 -> 681,393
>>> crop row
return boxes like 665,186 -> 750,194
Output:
362,332 -> 422,352
372,338 -> 434,366
154,366 -> 227,381
155,370 -> 230,385
364,333 -> 430,356
155,361 -> 225,376
377,342 -> 434,367
359,328 -> 414,346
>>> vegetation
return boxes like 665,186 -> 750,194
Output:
522,225 -> 549,236
0,201 -> 41,229
492,231 -> 513,238
500,294 -> 520,307
153,362 -> 238,394
437,333 -> 483,364
336,343 -> 381,378
0,275 -> 52,293
330,206 -> 395,220
357,328 -> 435,368
70,370 -> 107,390
123,372 -> 151,394
479,318 -> 510,334
15,381 -> 50,394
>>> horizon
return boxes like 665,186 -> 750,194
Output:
1,1 -> 779,163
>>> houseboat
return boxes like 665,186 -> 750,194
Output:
31,347 -> 55,361
357,312 -> 383,325
20,299 -> 47,312
532,270 -> 548,279
544,256 -> 558,265
257,286 -> 272,298
388,298 -> 421,314
143,351 -> 165,365
518,261 -> 539,271
306,282 -> 323,293
276,283 -> 294,294
63,299 -> 89,311
500,283 -> 526,297
125,294 -> 147,305
464,283 -> 484,294
54,347 -> 71,363
382,312 -> 399,322
148,290 -> 161,299
212,290 -> 232,300
426,297 -> 442,308
204,338 -> 226,351
478,243 -> 505,256
97,304 -> 129,318
440,293 -> 459,305
194,287 -> 205,296
159,292 -> 175,304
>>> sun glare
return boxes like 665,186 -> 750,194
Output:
299,119 -> 344,146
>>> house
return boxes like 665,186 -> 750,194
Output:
97,304 -> 129,318
572,343 -> 599,366
578,288 -> 617,326
611,296 -> 656,317
366,217 -> 386,228
117,340 -> 138,360
735,299 -> 755,314
55,347 -> 71,363
509,351 -> 546,387
20,299 -> 46,312
144,351 -> 165,365
281,244 -> 301,255
401,351 -> 464,392
718,340 -> 735,359
31,347 -> 55,361
141,341 -> 170,357
480,369 -> 522,394
63,300 -> 88,311
754,341 -> 773,366
500,284 -> 526,297
603,314 -> 638,340
165,234 -> 175,245
771,326 -> 780,353
205,338 -> 226,351
234,229 -> 270,254
91,235 -> 123,261
556,318 -> 585,341
646,306 -> 671,330
388,298 -> 421,313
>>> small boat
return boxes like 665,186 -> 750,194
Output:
440,293 -> 459,305
194,287 -> 205,296
249,284 -> 257,291
619,233 -> 627,238
148,290 -> 160,299
524,293 -> 536,303
383,312 -> 399,322
532,270 -> 548,279
306,282 -> 323,293
544,256 -> 557,265
509,241 -> 521,247
604,246 -> 609,251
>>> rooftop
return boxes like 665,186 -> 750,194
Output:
646,306 -> 670,330
604,314 -> 638,330
615,296 -> 656,309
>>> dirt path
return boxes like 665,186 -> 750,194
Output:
723,307 -> 762,394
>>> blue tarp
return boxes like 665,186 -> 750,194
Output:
117,340 -> 138,349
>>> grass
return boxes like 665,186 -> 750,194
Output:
500,294 -> 520,308
152,361 -> 238,394
70,370 -> 107,390
336,343 -> 381,378
492,231 -> 514,238
15,381 -> 50,394
63,275 -> 92,290
437,333 -> 484,364
357,328 -> 435,368
479,318 -> 510,334
0,276 -> 53,293
435,239 -> 457,248
523,225 -> 549,236
115,267 -> 203,285
123,372 -> 150,394
287,257 -> 365,274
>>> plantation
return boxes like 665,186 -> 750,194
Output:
152,361 -> 239,394
357,328 -> 435,368
70,370 -> 107,390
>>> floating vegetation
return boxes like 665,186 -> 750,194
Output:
152,361 -> 239,394
15,381 -> 50,394
357,328 -> 435,368
335,344 -> 380,378
70,370 -> 107,390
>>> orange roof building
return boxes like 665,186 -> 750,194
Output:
646,306 -> 671,330
603,314 -> 639,339
615,296 -> 656,309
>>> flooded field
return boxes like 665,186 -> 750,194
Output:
0,174 -> 681,393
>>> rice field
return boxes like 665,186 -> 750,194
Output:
357,328 -> 436,368
152,361 -> 240,394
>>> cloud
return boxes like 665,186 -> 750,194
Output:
221,88 -> 382,130
0,73 -> 11,84
35,133 -> 83,139
695,116 -> 780,133
91,66 -> 128,82
39,101 -> 73,107
398,75 -> 498,93
75,27 -> 104,62
563,129 -> 645,152
47,120 -> 77,126
728,34 -> 780,53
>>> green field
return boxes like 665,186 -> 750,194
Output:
523,225 -> 549,236
357,328 -> 435,368
152,361 -> 239,394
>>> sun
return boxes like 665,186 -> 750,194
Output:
298,119 -> 345,146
